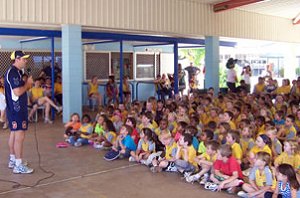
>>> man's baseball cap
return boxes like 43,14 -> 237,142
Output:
10,51 -> 30,60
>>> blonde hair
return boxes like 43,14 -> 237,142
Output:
256,151 -> 271,167
285,140 -> 300,155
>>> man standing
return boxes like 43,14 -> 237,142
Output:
5,51 -> 34,174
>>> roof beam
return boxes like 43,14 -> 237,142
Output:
213,0 -> 265,13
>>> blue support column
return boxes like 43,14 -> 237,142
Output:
62,25 -> 82,122
51,37 -> 55,120
119,40 -> 123,103
205,36 -> 220,94
173,42 -> 179,94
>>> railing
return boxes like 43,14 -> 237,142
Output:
83,81 -> 135,105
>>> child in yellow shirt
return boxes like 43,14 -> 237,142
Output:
226,130 -> 243,164
274,140 -> 300,173
186,140 -> 220,184
238,152 -> 276,198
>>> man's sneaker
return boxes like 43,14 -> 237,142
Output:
8,160 -> 15,169
8,160 -> 28,169
129,156 -> 136,162
13,164 -> 34,174
237,191 -> 248,198
186,173 -> 201,183
199,173 -> 209,185
44,118 -> 53,124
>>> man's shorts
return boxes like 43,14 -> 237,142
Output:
7,111 -> 28,131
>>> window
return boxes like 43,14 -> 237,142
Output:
85,52 -> 110,80
135,53 -> 159,80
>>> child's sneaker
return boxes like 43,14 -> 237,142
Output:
150,166 -> 162,173
204,182 -> 218,191
56,106 -> 63,114
237,191 -> 248,198
186,173 -> 201,183
140,159 -> 147,165
93,143 -> 103,149
129,156 -> 136,162
183,171 -> 193,178
13,164 -> 34,174
74,142 -> 82,147
104,150 -> 120,161
199,173 -> 209,185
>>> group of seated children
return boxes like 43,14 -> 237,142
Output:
62,91 -> 300,197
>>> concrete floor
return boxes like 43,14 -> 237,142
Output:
0,116 -> 236,198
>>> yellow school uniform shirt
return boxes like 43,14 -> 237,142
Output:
231,142 -> 243,160
54,82 -> 62,94
138,123 -> 155,132
179,145 -> 197,167
254,84 -> 265,93
250,145 -> 272,157
31,87 -> 43,101
201,152 -> 217,162
229,121 -> 236,130
104,131 -> 117,144
284,126 -> 297,140
276,85 -> 290,95
79,123 -> 93,139
88,82 -> 98,95
122,83 -> 129,92
240,138 -> 255,154
257,125 -> 266,136
274,152 -> 300,170
252,167 -> 276,189
169,121 -> 178,135
165,141 -> 177,160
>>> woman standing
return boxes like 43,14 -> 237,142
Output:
241,65 -> 252,93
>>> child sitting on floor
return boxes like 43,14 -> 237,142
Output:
151,133 -> 178,173
205,144 -> 243,192
104,125 -> 136,161
238,151 -> 275,198
186,140 -> 220,184
175,133 -> 197,176
69,114 -> 93,147
64,113 -> 81,141
129,128 -> 155,164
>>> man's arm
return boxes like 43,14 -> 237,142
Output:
13,76 -> 33,97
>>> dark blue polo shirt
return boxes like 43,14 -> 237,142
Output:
5,65 -> 28,131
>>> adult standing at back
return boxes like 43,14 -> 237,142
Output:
226,58 -> 238,93
5,51 -> 34,174
241,65 -> 252,93
184,62 -> 200,83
